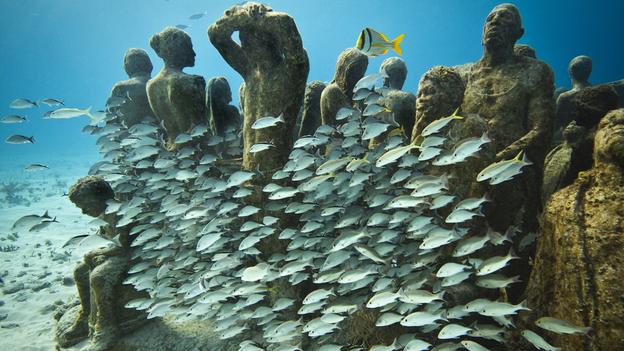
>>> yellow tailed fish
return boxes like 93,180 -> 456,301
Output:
356,27 -> 405,57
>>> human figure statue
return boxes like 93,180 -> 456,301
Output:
208,2 -> 309,172
460,3 -> 555,232
56,176 -> 144,351
206,76 -> 242,135
411,66 -> 465,141
147,27 -> 207,146
555,55 -> 592,141
298,80 -> 327,138
513,43 -> 536,58
320,48 -> 368,126
379,57 -> 416,140
108,48 -> 155,127
527,108 -> 624,351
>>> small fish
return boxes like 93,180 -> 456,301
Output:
535,317 -> 591,335
9,98 -> 38,109
420,108 -> 464,137
521,330 -> 561,351
63,234 -> 89,248
29,217 -> 59,232
362,121 -> 389,139
362,104 -> 390,117
477,149 -> 530,182
476,274 -> 521,289
476,248 -> 519,276
460,340 -> 491,351
355,27 -> 405,57
175,24 -> 190,30
189,11 -> 207,20
48,107 -> 97,121
400,311 -> 446,327
0,115 -> 27,123
479,300 -> 529,317
367,292 -> 400,310
5,134 -> 35,144
40,98 -> 64,106
316,157 -> 353,175
251,113 -> 285,129
404,338 -> 432,351
438,323 -> 472,339
376,141 -> 420,167
25,163 -> 49,171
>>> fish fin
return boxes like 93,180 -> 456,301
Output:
29,136 -> 36,143
513,149 -> 524,161
481,132 -> 491,143
391,33 -> 405,55
42,210 -> 50,218
278,113 -> 285,123
84,106 -> 98,122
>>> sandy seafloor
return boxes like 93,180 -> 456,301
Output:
0,152 -> 100,350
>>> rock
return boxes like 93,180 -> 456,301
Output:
1,323 -> 19,329
527,109 -> 624,351
62,276 -> 74,286
147,27 -> 207,145
3,282 -> 24,294
0,313 -> 7,321
31,281 -> 51,292
209,2 -> 309,172
109,48 -> 155,127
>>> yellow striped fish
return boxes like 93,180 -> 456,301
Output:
356,27 -> 405,57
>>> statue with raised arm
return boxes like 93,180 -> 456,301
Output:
460,3 -> 555,231
320,48 -> 368,126
208,2 -> 309,172
147,27 -> 207,147
109,48 -> 155,127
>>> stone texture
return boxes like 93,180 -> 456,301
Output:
320,48 -> 368,126
109,48 -> 155,127
527,109 -> 624,351
68,176 -> 114,218
206,76 -> 241,135
298,80 -> 326,138
554,55 -> 592,143
147,27 -> 207,146
208,2 -> 309,172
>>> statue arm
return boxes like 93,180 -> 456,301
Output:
208,9 -> 251,77
496,64 -> 555,161
263,14 -> 308,70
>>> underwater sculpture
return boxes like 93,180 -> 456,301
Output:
208,2 -> 309,172
554,55 -> 593,142
379,57 -> 416,141
320,48 -> 368,126
542,85 -> 620,204
528,108 -> 624,351
513,43 -> 536,58
108,48 -> 155,127
411,66 -> 465,142
57,176 -> 144,351
460,3 -> 555,232
206,76 -> 241,135
298,80 -> 327,138
147,27 -> 207,146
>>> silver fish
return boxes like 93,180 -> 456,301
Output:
9,98 -> 37,109
251,114 -> 285,129
5,134 -> 34,144
0,115 -> 27,123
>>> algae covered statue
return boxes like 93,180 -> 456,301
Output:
461,3 -> 555,231
528,108 -> 624,351
206,76 -> 241,135
147,27 -> 207,146
379,57 -> 416,140
56,176 -> 144,351
554,55 -> 592,141
298,80 -> 327,138
208,2 -> 309,172
108,48 -> 155,127
320,48 -> 368,126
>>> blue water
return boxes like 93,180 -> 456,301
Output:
0,0 -> 623,168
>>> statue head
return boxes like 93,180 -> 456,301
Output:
416,66 -> 465,117
514,44 -> 536,58
124,48 -> 153,77
333,48 -> 368,98
68,176 -> 115,218
594,108 -> 624,168
568,55 -> 592,84
207,77 -> 233,106
381,57 -> 408,90
482,3 -> 524,52
149,27 -> 196,69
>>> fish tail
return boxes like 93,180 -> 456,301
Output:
481,132 -> 491,143
513,149 -> 524,161
84,106 -> 98,122
278,113 -> 285,123
29,136 -> 36,143
391,33 -> 405,56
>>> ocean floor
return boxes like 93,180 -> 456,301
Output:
0,155 -> 97,351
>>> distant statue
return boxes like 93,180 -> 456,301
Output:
460,3 -> 555,232
57,176 -> 144,351
528,108 -> 624,351
379,57 -> 416,140
206,76 -> 241,135
147,27 -> 207,146
411,66 -> 465,141
298,80 -> 327,138
208,2 -> 309,172
109,48 -> 155,127
513,43 -> 536,58
320,48 -> 368,126
555,55 -> 592,141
